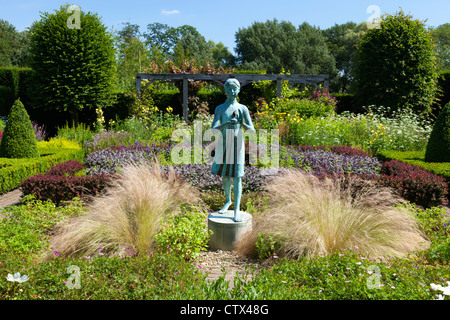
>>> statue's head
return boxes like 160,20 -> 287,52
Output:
224,78 -> 240,89
224,78 -> 240,98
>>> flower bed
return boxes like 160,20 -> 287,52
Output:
378,160 -> 448,208
163,164 -> 269,193
21,160 -> 114,204
281,145 -> 381,176
84,142 -> 172,175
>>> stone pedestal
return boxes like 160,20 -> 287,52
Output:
208,210 -> 252,251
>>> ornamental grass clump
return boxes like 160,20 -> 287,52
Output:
241,169 -> 430,259
48,161 -> 199,258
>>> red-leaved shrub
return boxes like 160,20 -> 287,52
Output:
21,160 -> 114,204
45,160 -> 85,176
378,160 -> 448,208
21,173 -> 114,205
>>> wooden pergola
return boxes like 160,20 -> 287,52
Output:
136,73 -> 329,122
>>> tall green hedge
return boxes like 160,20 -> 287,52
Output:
425,102 -> 450,162
0,67 -> 33,116
0,86 -> 14,115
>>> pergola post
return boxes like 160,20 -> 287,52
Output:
136,75 -> 141,99
183,77 -> 188,122
276,77 -> 282,97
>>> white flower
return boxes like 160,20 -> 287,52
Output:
6,272 -> 29,283
431,283 -> 444,291
431,282 -> 450,298
436,294 -> 445,300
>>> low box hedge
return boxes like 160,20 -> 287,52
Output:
0,146 -> 84,194
377,150 -> 450,181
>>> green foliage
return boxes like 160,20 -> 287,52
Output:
0,138 -> 83,194
402,203 -> 450,243
436,69 -> 450,111
0,99 -> 39,158
0,250 -> 208,300
284,108 -> 431,154
29,5 -> 116,125
0,66 -> 20,97
0,85 -> 14,115
423,237 -> 450,264
227,249 -> 450,300
425,102 -> 450,162
431,23 -> 450,71
155,206 -> 212,260
235,19 -> 337,75
56,123 -> 95,147
255,233 -> 276,260
377,150 -> 450,183
400,202 -> 450,264
0,20 -> 30,67
0,195 -> 85,256
323,21 -> 368,93
353,10 -> 439,116
114,23 -> 154,92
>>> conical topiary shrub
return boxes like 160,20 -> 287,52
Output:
425,102 -> 450,162
0,99 -> 39,158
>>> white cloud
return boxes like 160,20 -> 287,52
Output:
161,9 -> 180,15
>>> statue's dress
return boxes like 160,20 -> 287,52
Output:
211,103 -> 245,178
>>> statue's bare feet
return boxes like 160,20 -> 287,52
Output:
219,200 -> 232,214
233,211 -> 242,222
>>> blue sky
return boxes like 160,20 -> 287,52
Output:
1,0 -> 450,54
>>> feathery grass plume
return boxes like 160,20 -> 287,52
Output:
237,169 -> 430,259
47,161 -> 200,258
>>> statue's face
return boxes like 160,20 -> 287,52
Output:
225,84 -> 240,99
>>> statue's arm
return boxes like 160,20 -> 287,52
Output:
212,106 -> 234,130
240,106 -> 255,132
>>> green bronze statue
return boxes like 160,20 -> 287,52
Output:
211,78 -> 255,222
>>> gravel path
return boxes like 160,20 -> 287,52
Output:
194,249 -> 277,289
0,188 -> 22,207
0,189 -> 22,217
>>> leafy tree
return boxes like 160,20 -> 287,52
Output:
0,20 -> 30,67
209,40 -> 235,67
143,23 -> 201,57
117,22 -> 140,45
352,10 -> 439,116
172,32 -> 214,66
323,22 -> 367,92
29,5 -> 116,126
235,19 -> 336,75
115,22 -> 154,91
0,19 -> 19,67
0,99 -> 39,158
430,23 -> 450,71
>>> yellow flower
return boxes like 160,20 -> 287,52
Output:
166,106 -> 173,113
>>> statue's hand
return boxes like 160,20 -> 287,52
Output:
229,118 -> 238,125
